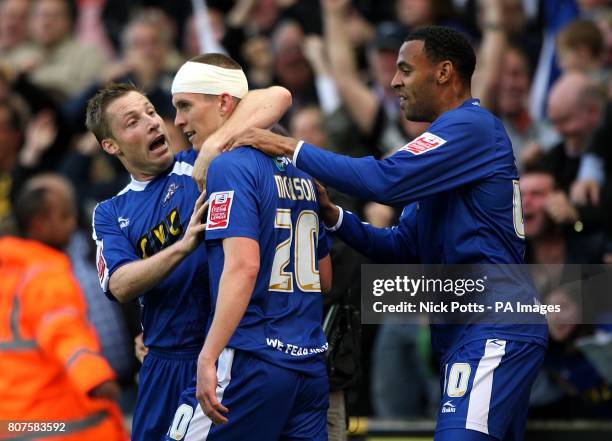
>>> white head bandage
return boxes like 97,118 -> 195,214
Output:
171,61 -> 248,99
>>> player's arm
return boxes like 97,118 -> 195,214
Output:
318,183 -> 417,263
197,150 -> 261,424
208,86 -> 292,147
319,255 -> 332,294
233,117 -> 494,206
314,209 -> 333,294
196,236 -> 259,424
200,239 -> 259,360
103,192 -> 208,303
192,86 -> 292,190
327,206 -> 418,263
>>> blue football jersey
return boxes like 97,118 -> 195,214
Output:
294,99 -> 548,360
92,150 -> 210,349
204,147 -> 330,377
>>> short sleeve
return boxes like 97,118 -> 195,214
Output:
205,151 -> 260,242
92,202 -> 139,298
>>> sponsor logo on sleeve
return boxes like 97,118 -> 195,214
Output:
442,400 -> 456,413
399,132 -> 447,155
206,191 -> 234,230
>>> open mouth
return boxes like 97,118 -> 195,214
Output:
185,130 -> 196,142
149,134 -> 167,151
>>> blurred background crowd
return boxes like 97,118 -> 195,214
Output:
0,0 -> 611,426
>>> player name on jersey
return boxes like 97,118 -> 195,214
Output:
273,175 -> 317,202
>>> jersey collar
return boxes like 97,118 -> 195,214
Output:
126,175 -> 150,192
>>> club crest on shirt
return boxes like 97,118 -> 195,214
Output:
118,217 -> 130,229
163,183 -> 181,207
207,191 -> 234,230
274,156 -> 291,171
400,132 -> 447,155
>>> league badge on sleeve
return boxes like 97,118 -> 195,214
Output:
207,191 -> 234,230
96,241 -> 109,290
400,132 -> 447,155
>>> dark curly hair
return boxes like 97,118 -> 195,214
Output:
406,26 -> 476,86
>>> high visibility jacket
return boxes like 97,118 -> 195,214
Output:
0,237 -> 128,441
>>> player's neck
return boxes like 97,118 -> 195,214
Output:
131,171 -> 158,182
435,89 -> 472,119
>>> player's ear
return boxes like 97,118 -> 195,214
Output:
437,60 -> 453,85
101,138 -> 120,156
218,92 -> 236,117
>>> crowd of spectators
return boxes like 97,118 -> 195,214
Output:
0,0 -> 610,423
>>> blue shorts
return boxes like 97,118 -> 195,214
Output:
434,339 -> 546,441
132,347 -> 199,441
166,348 -> 329,441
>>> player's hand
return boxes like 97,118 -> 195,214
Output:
315,181 -> 341,227
232,127 -> 299,158
196,357 -> 229,425
545,191 -> 578,225
192,135 -> 229,191
180,191 -> 209,253
134,333 -> 148,364
570,179 -> 600,206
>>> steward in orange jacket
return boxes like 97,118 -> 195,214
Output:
0,237 -> 128,441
